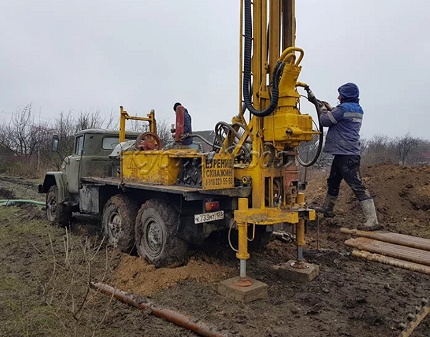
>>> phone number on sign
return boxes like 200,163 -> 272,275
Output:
204,177 -> 233,186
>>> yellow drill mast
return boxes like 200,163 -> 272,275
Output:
230,0 -> 318,281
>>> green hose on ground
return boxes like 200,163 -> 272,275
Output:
0,200 -> 45,206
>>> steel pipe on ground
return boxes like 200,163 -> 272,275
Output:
351,249 -> 430,275
340,227 -> 430,251
90,282 -> 227,337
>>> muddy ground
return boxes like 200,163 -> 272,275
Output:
0,164 -> 429,337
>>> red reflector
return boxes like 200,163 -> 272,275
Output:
205,201 -> 220,212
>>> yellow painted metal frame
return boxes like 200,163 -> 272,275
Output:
119,106 -> 156,143
232,0 -> 317,266
119,106 -> 202,186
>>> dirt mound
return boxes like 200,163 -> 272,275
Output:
306,164 -> 430,236
111,254 -> 234,297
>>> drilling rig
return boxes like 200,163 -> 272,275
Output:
216,0 -> 322,297
39,0 -> 323,300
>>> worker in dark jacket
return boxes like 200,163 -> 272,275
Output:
172,102 -> 193,146
316,83 -> 382,231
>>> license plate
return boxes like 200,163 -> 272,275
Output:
194,210 -> 224,224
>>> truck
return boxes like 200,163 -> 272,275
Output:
39,108 -> 257,268
39,0 -> 322,285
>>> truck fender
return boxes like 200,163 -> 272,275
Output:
38,172 -> 69,203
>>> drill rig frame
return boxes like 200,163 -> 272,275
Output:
227,0 -> 319,280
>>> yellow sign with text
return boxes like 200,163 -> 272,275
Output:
202,153 -> 234,190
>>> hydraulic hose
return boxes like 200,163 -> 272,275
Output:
0,199 -> 45,206
212,121 -> 252,159
297,86 -> 324,167
243,0 -> 285,117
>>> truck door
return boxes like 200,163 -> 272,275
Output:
64,134 -> 84,194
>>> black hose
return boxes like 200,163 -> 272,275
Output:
243,0 -> 284,117
242,0 -> 322,165
213,122 -> 243,152
297,86 -> 324,167
212,122 -> 252,161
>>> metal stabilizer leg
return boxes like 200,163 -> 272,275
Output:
235,199 -> 252,287
291,219 -> 309,269
218,198 -> 268,301
273,218 -> 319,282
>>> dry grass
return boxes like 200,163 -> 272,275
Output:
0,205 -> 188,337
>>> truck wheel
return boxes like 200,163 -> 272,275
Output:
102,195 -> 138,253
46,185 -> 71,227
135,199 -> 188,268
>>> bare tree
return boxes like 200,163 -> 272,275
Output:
103,108 -> 118,130
393,133 -> 419,165
0,104 -> 57,175
0,106 -> 162,175
52,112 -> 77,166
409,139 -> 430,164
156,119 -> 173,145
0,104 -> 39,156
75,110 -> 102,131
361,134 -> 395,165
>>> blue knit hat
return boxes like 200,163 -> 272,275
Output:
338,83 -> 359,103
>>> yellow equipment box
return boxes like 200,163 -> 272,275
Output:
121,150 -> 235,190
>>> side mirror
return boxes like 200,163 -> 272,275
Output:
52,135 -> 59,152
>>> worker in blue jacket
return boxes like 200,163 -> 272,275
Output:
316,82 -> 382,231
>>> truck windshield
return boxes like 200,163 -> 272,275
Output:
102,136 -> 136,150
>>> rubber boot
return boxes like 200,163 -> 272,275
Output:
357,199 -> 384,231
314,194 -> 337,218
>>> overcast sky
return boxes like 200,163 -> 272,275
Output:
1,0 -> 429,140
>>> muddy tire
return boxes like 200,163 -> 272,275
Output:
46,185 -> 71,227
102,194 -> 138,253
135,199 -> 188,268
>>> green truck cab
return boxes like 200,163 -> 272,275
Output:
38,129 -> 139,225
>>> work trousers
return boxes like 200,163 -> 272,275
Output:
327,155 -> 371,201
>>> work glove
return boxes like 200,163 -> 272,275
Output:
318,101 -> 328,113
321,101 -> 333,111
